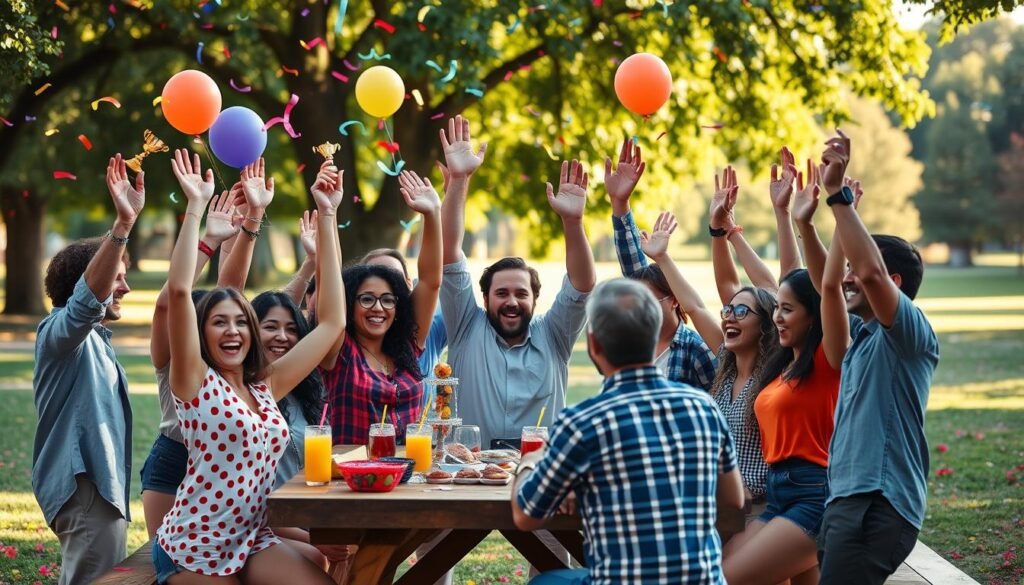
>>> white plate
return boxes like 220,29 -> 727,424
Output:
438,463 -> 486,474
426,477 -> 453,484
453,477 -> 480,485
479,476 -> 512,486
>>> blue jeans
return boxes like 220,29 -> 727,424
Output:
152,539 -> 182,584
140,434 -> 188,495
758,458 -> 829,537
529,569 -> 589,584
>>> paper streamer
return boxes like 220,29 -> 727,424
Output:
334,0 -> 349,33
55,0 -> 69,10
301,7 -> 310,16
338,120 -> 367,136
25,115 -> 36,122
417,6 -> 431,21
343,59 -> 360,71
411,89 -> 424,107
0,116 -> 13,127
262,93 -> 301,138
376,140 -> 400,154
78,134 -> 93,150
656,131 -> 667,141
35,83 -> 52,96
300,37 -> 324,50
229,79 -> 252,93
152,96 -> 162,106
376,159 -> 405,176
91,96 -> 122,110
44,128 -> 60,136
357,48 -> 391,61
169,192 -> 178,203
507,17 -> 521,32
465,88 -> 484,98
196,42 -> 204,64
53,171 -> 77,180
425,60 -> 443,73
331,70 -> 350,82
338,220 -> 351,229
701,123 -> 724,129
280,65 -> 299,76
440,60 -> 458,83
430,112 -> 445,120
399,217 -> 421,231
223,45 -> 231,59
373,19 -> 396,33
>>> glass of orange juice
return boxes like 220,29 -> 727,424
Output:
406,423 -> 433,474
304,425 -> 333,486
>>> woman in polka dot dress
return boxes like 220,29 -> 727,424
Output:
156,151 -> 344,584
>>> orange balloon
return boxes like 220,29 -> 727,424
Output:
614,53 -> 673,116
161,70 -> 222,135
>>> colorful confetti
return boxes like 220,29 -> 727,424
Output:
541,143 -> 558,160
338,120 -> 367,136
90,96 -> 122,110
195,42 -> 204,64
262,93 -> 301,138
399,217 -> 421,231
525,106 -> 542,117
528,4 -> 547,13
24,115 -> 36,122
0,116 -> 13,127
229,79 -> 252,93
169,192 -> 178,203
417,6 -> 431,21
343,59 -> 360,71
223,45 -> 231,59
280,65 -> 299,76
440,60 -> 458,83
656,131 -> 667,141
430,112 -> 445,120
411,89 -> 424,107
44,129 -> 60,136
700,123 -> 724,130
34,83 -> 52,96
152,96 -> 162,106
301,7 -> 310,17
425,60 -> 443,73
507,17 -> 521,33
51,26 -> 58,39
330,70 -> 349,82
376,140 -> 400,154
296,163 -> 306,173
712,46 -> 727,63
376,159 -> 406,176
503,71 -> 514,81
55,0 -> 69,10
53,171 -> 77,180
338,220 -> 351,229
300,37 -> 325,50
357,48 -> 391,61
78,134 -> 93,150
465,88 -> 484,98
373,19 -> 396,34
334,0 -> 349,33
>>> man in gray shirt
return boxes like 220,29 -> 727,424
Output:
33,154 -> 144,584
437,115 -> 597,448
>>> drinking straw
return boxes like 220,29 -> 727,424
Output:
536,405 -> 546,427
319,402 -> 328,426
380,404 -> 388,427
418,394 -> 434,428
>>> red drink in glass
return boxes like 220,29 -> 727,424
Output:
368,423 -> 396,459
520,437 -> 545,456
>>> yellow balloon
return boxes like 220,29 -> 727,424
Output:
355,66 -> 405,119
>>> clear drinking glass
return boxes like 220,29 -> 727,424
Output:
368,423 -> 396,460
405,423 -> 434,474
452,425 -> 482,454
520,426 -> 549,457
304,425 -> 333,486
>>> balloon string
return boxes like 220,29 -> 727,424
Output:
382,119 -> 400,168
196,136 -> 229,194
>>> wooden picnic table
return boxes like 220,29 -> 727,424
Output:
267,445 -> 584,585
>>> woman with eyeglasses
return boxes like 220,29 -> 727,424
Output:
318,170 -> 443,445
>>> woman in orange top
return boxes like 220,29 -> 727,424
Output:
723,267 -> 846,585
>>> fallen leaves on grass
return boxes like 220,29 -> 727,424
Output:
936,466 -> 955,477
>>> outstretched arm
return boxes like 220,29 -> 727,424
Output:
307,164 -> 348,372
642,212 -> 724,349
167,149 -> 217,401
547,160 -> 596,293
710,166 -> 742,304
822,130 -> 901,326
152,194 -> 239,369
220,159 -> 274,290
87,154 -> 144,302
606,137 -> 649,276
282,210 -> 318,307
793,158 -> 827,293
820,228 -> 850,370
770,146 -> 801,278
269,165 -> 345,399
439,115 -> 487,264
399,170 -> 443,350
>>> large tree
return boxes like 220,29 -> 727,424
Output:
0,0 -> 966,313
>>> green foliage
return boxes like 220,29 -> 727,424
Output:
0,0 -> 62,110
903,0 -> 1024,40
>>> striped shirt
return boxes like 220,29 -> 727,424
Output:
613,211 -> 717,390
517,366 -> 736,584
713,375 -> 767,496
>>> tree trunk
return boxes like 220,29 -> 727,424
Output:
948,242 -> 974,268
1,186 -> 47,315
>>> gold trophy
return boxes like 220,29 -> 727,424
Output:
312,141 -> 341,162
125,130 -> 169,173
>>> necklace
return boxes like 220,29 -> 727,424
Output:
357,341 -> 392,377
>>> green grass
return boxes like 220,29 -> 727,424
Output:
1,260 -> 1022,584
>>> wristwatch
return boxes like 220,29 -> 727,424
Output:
826,185 -> 855,207
708,225 -> 728,238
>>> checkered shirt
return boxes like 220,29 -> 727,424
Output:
517,366 -> 736,585
713,375 -> 767,496
613,211 -> 718,390
319,336 -> 424,445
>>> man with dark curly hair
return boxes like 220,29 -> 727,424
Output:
33,154 -> 145,585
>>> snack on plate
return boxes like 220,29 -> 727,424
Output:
476,449 -> 520,464
482,464 -> 510,480
426,468 -> 453,481
445,442 -> 477,464
455,468 -> 482,479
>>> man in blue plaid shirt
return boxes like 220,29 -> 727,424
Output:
605,138 -> 718,390
512,278 -> 745,585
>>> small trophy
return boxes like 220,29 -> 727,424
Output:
125,130 -> 169,173
312,141 -> 341,162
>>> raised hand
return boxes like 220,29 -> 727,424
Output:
299,210 -> 318,259
310,160 -> 343,213
819,129 -> 851,196
546,159 -> 589,221
792,158 -> 821,225
436,161 -> 450,193
844,176 -> 864,209
170,148 -> 214,206
106,153 -> 146,225
605,137 -> 647,207
398,170 -> 441,215
240,157 -> 274,210
769,146 -> 797,211
710,165 -> 739,229
640,211 -> 678,262
439,115 -> 487,178
203,192 -> 240,244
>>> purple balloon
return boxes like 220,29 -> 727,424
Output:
208,106 -> 267,168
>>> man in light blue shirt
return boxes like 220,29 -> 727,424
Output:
816,131 -> 939,585
33,154 -> 144,585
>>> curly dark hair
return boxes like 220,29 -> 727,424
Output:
709,287 -> 783,437
343,265 -> 422,379
763,269 -> 823,384
194,287 -> 268,387
44,237 -> 129,307
252,292 -> 326,425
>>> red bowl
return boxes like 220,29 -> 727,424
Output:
337,460 -> 408,492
